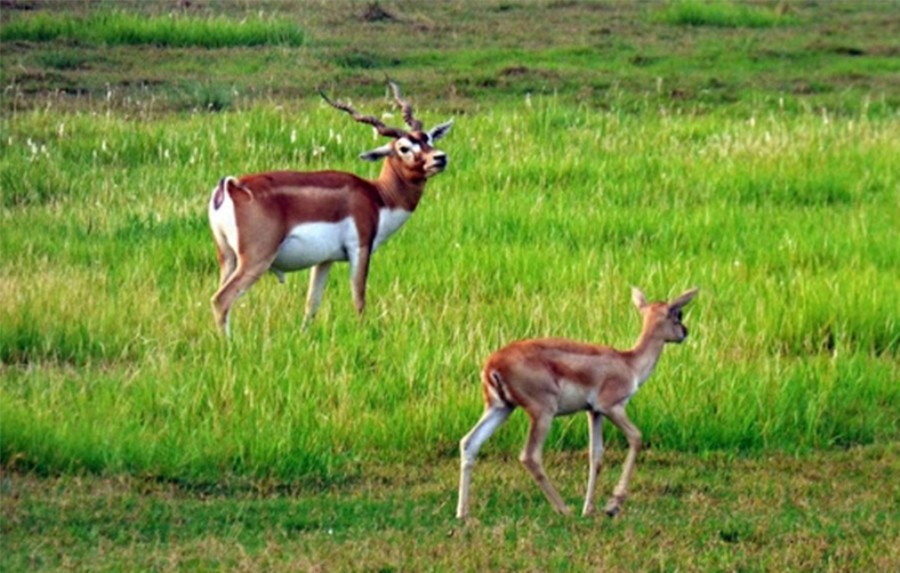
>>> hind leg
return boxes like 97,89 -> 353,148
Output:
302,261 -> 334,329
520,411 -> 570,515
457,405 -> 514,519
215,242 -> 238,287
211,257 -> 273,336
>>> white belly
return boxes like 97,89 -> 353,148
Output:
272,219 -> 357,272
556,381 -> 596,415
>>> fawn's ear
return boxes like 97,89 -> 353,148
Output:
631,286 -> 649,310
670,288 -> 699,311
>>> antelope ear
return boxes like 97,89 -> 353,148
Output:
670,288 -> 699,311
359,143 -> 394,161
631,286 -> 649,310
428,119 -> 453,142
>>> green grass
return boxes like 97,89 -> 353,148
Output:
2,1 -> 898,115
657,0 -> 797,28
1,99 -> 898,483
0,10 -> 305,48
2,445 -> 898,571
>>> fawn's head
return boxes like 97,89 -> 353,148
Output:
632,287 -> 699,343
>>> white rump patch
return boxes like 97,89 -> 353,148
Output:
209,180 -> 239,253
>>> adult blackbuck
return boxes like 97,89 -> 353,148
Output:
208,82 -> 452,335
456,286 -> 699,519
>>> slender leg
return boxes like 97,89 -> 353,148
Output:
302,261 -> 333,328
216,243 -> 238,287
211,258 -> 273,336
603,405 -> 642,517
520,412 -> 570,515
581,410 -> 605,516
457,405 -> 513,519
348,246 -> 371,316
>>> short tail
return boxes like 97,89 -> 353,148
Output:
212,176 -> 250,210
483,367 -> 514,407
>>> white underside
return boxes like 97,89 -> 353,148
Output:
554,375 -> 643,416
272,219 -> 357,271
556,381 -> 600,415
209,184 -> 412,277
272,209 -> 411,273
272,209 -> 410,273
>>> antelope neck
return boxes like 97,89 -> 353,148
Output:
375,160 -> 425,212
625,332 -> 668,386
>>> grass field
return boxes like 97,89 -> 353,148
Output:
1,1 -> 899,571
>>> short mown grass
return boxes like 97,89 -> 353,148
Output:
2,444 -> 898,571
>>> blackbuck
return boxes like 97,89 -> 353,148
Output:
208,82 -> 452,335
457,286 -> 699,519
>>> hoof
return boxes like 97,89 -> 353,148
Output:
603,500 -> 622,517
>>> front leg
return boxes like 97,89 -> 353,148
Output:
302,261 -> 333,328
348,245 -> 372,316
603,405 -> 642,517
582,410 -> 605,516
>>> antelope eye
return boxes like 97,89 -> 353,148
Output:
398,145 -> 411,154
